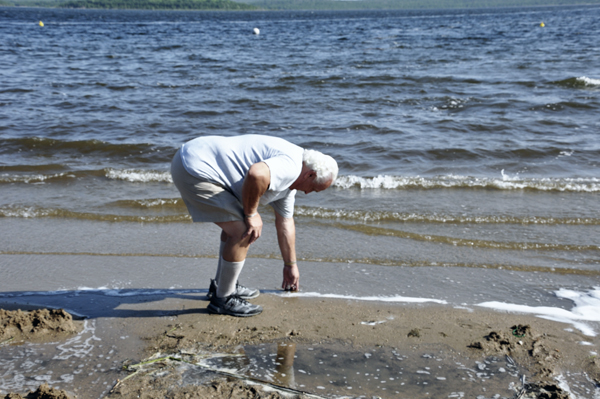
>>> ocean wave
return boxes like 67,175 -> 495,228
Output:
0,168 -> 174,184
333,174 -> 600,192
0,137 -> 175,163
0,206 -> 190,223
294,206 -> 600,225
553,76 -> 600,89
3,202 -> 597,227
104,168 -> 173,183
325,222 -> 600,252
577,76 -> 600,87
0,164 -> 68,172
111,198 -> 183,209
0,172 -> 76,184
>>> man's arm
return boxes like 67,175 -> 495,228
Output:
241,162 -> 270,244
275,212 -> 299,291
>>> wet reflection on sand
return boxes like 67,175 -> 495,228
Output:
202,342 -> 528,398
272,342 -> 297,388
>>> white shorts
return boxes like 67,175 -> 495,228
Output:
170,149 -> 244,223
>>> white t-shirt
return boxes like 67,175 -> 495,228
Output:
179,135 -> 304,218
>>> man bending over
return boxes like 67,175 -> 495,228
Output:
170,135 -> 338,317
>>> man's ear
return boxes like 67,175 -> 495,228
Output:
301,168 -> 314,181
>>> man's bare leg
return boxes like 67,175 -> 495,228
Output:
216,220 -> 251,262
214,220 -> 249,297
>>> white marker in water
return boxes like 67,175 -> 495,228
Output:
253,27 -> 260,35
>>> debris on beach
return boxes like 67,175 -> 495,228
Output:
467,324 -> 563,374
407,328 -> 421,338
467,324 -> 578,399
108,350 -> 327,399
513,379 -> 570,399
360,320 -> 386,326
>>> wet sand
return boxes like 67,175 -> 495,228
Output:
2,295 -> 599,399
0,308 -> 79,344
1,308 -> 81,399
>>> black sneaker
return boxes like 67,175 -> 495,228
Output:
207,295 -> 263,317
207,279 -> 260,300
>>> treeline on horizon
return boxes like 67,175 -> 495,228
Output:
2,0 -> 257,9
59,0 -> 256,9
2,0 -> 599,10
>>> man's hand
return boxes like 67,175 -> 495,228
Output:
242,213 -> 263,245
282,263 -> 299,291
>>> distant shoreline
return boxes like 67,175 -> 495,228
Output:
2,1 -> 600,11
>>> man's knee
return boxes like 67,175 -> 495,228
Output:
216,220 -> 247,243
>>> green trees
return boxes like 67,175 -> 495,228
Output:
58,0 -> 257,10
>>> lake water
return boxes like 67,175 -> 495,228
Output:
1,5 -> 600,397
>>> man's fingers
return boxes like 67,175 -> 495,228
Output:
249,232 -> 258,244
242,228 -> 252,240
282,276 -> 299,291
243,226 -> 262,244
247,228 -> 263,244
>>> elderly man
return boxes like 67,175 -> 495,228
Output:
171,135 -> 338,317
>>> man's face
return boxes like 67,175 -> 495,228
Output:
298,176 -> 333,195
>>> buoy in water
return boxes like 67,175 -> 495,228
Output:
39,21 -> 44,27
253,27 -> 260,35
540,22 -> 545,27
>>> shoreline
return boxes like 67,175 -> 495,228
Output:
2,295 -> 599,398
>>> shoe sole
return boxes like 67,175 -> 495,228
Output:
207,303 -> 263,317
240,290 -> 260,300
207,290 -> 260,300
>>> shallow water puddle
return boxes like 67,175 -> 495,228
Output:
2,328 -> 597,398
0,320 -> 122,398
196,342 -> 523,398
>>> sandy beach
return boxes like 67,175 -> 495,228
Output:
2,293 -> 599,399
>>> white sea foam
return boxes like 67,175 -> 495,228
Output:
48,165 -> 600,194
54,320 -> 100,360
135,198 -> 179,207
277,291 -> 447,304
334,174 -> 600,192
555,374 -> 588,399
0,172 -> 74,183
477,287 -> 600,336
104,168 -> 172,183
577,76 -> 600,86
0,206 -> 53,218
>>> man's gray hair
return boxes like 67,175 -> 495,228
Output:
303,149 -> 338,185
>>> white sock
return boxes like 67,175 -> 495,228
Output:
214,241 -> 226,283
217,258 -> 244,298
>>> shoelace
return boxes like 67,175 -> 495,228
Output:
235,282 -> 253,293
227,295 -> 248,306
